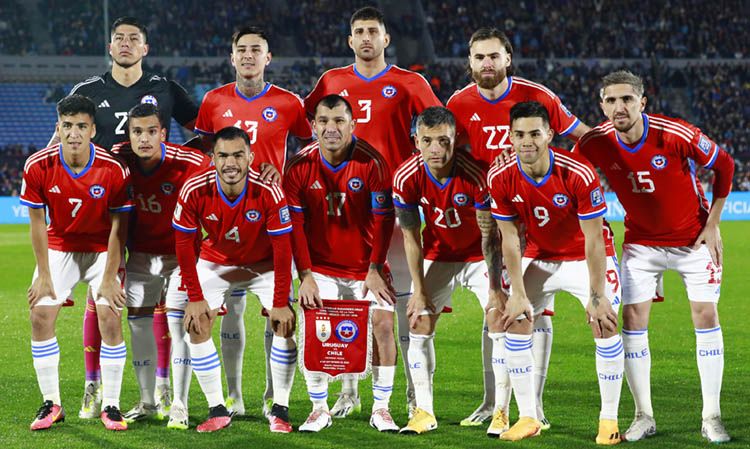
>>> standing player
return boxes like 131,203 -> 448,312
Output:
446,27 -> 589,427
170,126 -> 297,433
284,95 -> 397,433
56,16 -> 200,420
108,104 -> 210,424
574,71 -> 734,443
193,26 -> 312,418
391,107 -> 509,436
304,6 -> 442,416
489,101 -> 624,443
23,95 -> 134,431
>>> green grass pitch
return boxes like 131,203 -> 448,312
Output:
0,222 -> 747,448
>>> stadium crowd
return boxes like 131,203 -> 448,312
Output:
0,1 -> 738,58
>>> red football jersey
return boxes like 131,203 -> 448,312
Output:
284,137 -> 393,280
304,64 -> 442,173
112,142 -> 210,255
20,143 -> 134,252
574,113 -> 720,247
172,165 -> 292,266
194,83 -> 312,171
393,151 -> 489,263
447,77 -> 581,166
488,148 -> 614,261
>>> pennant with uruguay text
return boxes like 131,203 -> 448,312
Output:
298,299 -> 372,381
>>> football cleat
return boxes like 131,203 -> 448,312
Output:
537,405 -> 551,430
500,417 -> 542,441
399,408 -> 437,435
269,403 -> 292,433
701,415 -> 730,443
155,384 -> 172,420
30,400 -> 65,431
225,397 -> 245,417
330,393 -> 360,418
596,419 -> 621,445
299,408 -> 332,432
167,401 -> 189,430
370,408 -> 400,433
623,413 -> 656,441
78,381 -> 102,419
262,397 -> 274,420
196,405 -> 231,432
123,402 -> 157,423
101,405 -> 128,431
486,409 -> 509,438
461,402 -> 494,426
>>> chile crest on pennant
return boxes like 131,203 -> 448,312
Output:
335,320 -> 359,343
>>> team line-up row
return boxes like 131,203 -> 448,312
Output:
22,7 -> 733,445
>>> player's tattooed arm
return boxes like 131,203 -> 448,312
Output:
477,209 -> 503,290
395,207 -> 421,230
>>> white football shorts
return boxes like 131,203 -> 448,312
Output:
312,271 -> 394,312
621,243 -> 721,305
521,255 -> 622,317
32,249 -> 125,309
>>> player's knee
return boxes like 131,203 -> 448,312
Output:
621,303 -> 649,329
29,308 -> 55,334
373,318 -> 395,343
486,308 -> 504,332
690,302 -> 719,328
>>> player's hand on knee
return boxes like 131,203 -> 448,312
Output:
98,277 -> 126,316
485,288 -> 506,315
502,292 -> 533,330
298,273 -> 323,309
270,305 -> 295,337
364,268 -> 395,307
407,291 -> 434,328
693,222 -> 722,266
184,300 -> 210,335
258,162 -> 281,184
28,275 -> 56,309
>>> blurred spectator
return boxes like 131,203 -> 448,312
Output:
0,0 -> 34,55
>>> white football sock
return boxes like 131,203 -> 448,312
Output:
167,311 -> 191,406
408,332 -> 435,415
695,326 -> 724,419
221,293 -> 246,401
263,316 -> 274,401
270,335 -> 296,407
372,365 -> 396,411
189,339 -> 224,408
396,296 -> 414,398
305,372 -> 329,410
488,332 -> 511,413
100,341 -> 127,410
32,337 -> 61,405
481,318 -> 495,405
622,328 -> 653,416
532,314 -> 553,413
595,334 -> 625,420
505,333 -> 536,419
128,314 -> 156,405
341,375 -> 359,396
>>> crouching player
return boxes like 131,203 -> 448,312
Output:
170,126 -> 296,432
488,101 -> 624,443
110,103 -> 210,423
24,94 -> 134,431
392,106 -> 509,436
284,95 -> 398,432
